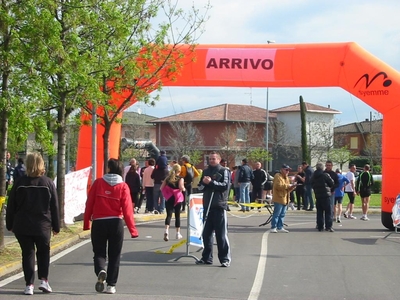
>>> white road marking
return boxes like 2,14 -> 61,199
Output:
0,239 -> 91,287
247,230 -> 269,300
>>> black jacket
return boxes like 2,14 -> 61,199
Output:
324,169 -> 339,192
6,175 -> 60,236
238,164 -> 254,183
311,169 -> 334,200
151,167 -> 168,184
125,169 -> 141,194
304,165 -> 314,185
251,168 -> 267,189
198,164 -> 229,210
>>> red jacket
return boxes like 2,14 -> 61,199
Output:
84,175 -> 138,238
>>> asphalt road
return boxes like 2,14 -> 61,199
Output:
1,211 -> 399,300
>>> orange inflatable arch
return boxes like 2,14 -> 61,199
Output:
76,42 -> 400,229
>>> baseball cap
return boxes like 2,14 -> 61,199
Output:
282,164 -> 291,170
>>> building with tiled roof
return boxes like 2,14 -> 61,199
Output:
334,119 -> 382,160
148,104 -> 277,168
148,103 -> 277,123
269,102 -> 341,167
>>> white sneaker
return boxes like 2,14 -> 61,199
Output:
270,228 -> 277,233
277,228 -> 289,233
289,203 -> 295,210
106,285 -> 116,294
349,215 -> 357,219
39,280 -> 52,293
95,270 -> 107,293
24,285 -> 34,295
176,232 -> 183,240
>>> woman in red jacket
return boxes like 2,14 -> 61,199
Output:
84,158 -> 139,294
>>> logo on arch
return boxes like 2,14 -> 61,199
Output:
354,72 -> 392,97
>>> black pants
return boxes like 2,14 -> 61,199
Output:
295,189 -> 304,209
251,187 -> 263,203
131,192 -> 139,209
15,233 -> 51,285
165,198 -> 182,228
137,190 -> 145,210
145,187 -> 154,211
316,197 -> 333,230
201,208 -> 231,264
91,218 -> 124,286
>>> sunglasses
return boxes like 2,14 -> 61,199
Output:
284,168 -> 290,171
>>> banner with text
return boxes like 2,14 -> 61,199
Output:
62,167 -> 91,224
189,194 -> 204,248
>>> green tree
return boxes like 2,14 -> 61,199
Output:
247,148 -> 272,165
0,1 -> 56,248
300,95 -> 310,163
80,0 -> 210,174
328,147 -> 354,170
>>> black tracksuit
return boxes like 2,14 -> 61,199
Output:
311,169 -> 334,230
198,164 -> 231,264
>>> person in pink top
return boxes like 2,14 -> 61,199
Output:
84,158 -> 139,294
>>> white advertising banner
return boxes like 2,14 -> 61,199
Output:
62,167 -> 91,224
189,193 -> 204,248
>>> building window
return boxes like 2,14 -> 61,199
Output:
236,127 -> 247,142
350,137 -> 358,149
144,131 -> 150,139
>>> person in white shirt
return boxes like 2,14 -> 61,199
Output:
123,158 -> 137,180
343,164 -> 357,219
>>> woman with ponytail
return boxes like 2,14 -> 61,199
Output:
160,164 -> 186,241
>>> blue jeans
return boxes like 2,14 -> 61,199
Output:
153,183 -> 165,213
239,182 -> 251,211
271,202 -> 287,230
303,184 -> 314,210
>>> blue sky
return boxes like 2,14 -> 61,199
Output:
132,0 -> 400,125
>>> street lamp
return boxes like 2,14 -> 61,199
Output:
265,40 -> 275,171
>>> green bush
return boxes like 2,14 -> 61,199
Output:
372,180 -> 382,193
349,157 -> 370,168
372,165 -> 382,174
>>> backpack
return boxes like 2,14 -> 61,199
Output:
184,165 -> 194,184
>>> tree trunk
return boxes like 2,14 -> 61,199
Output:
56,95 -> 67,228
0,109 -> 9,249
103,121 -> 111,174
